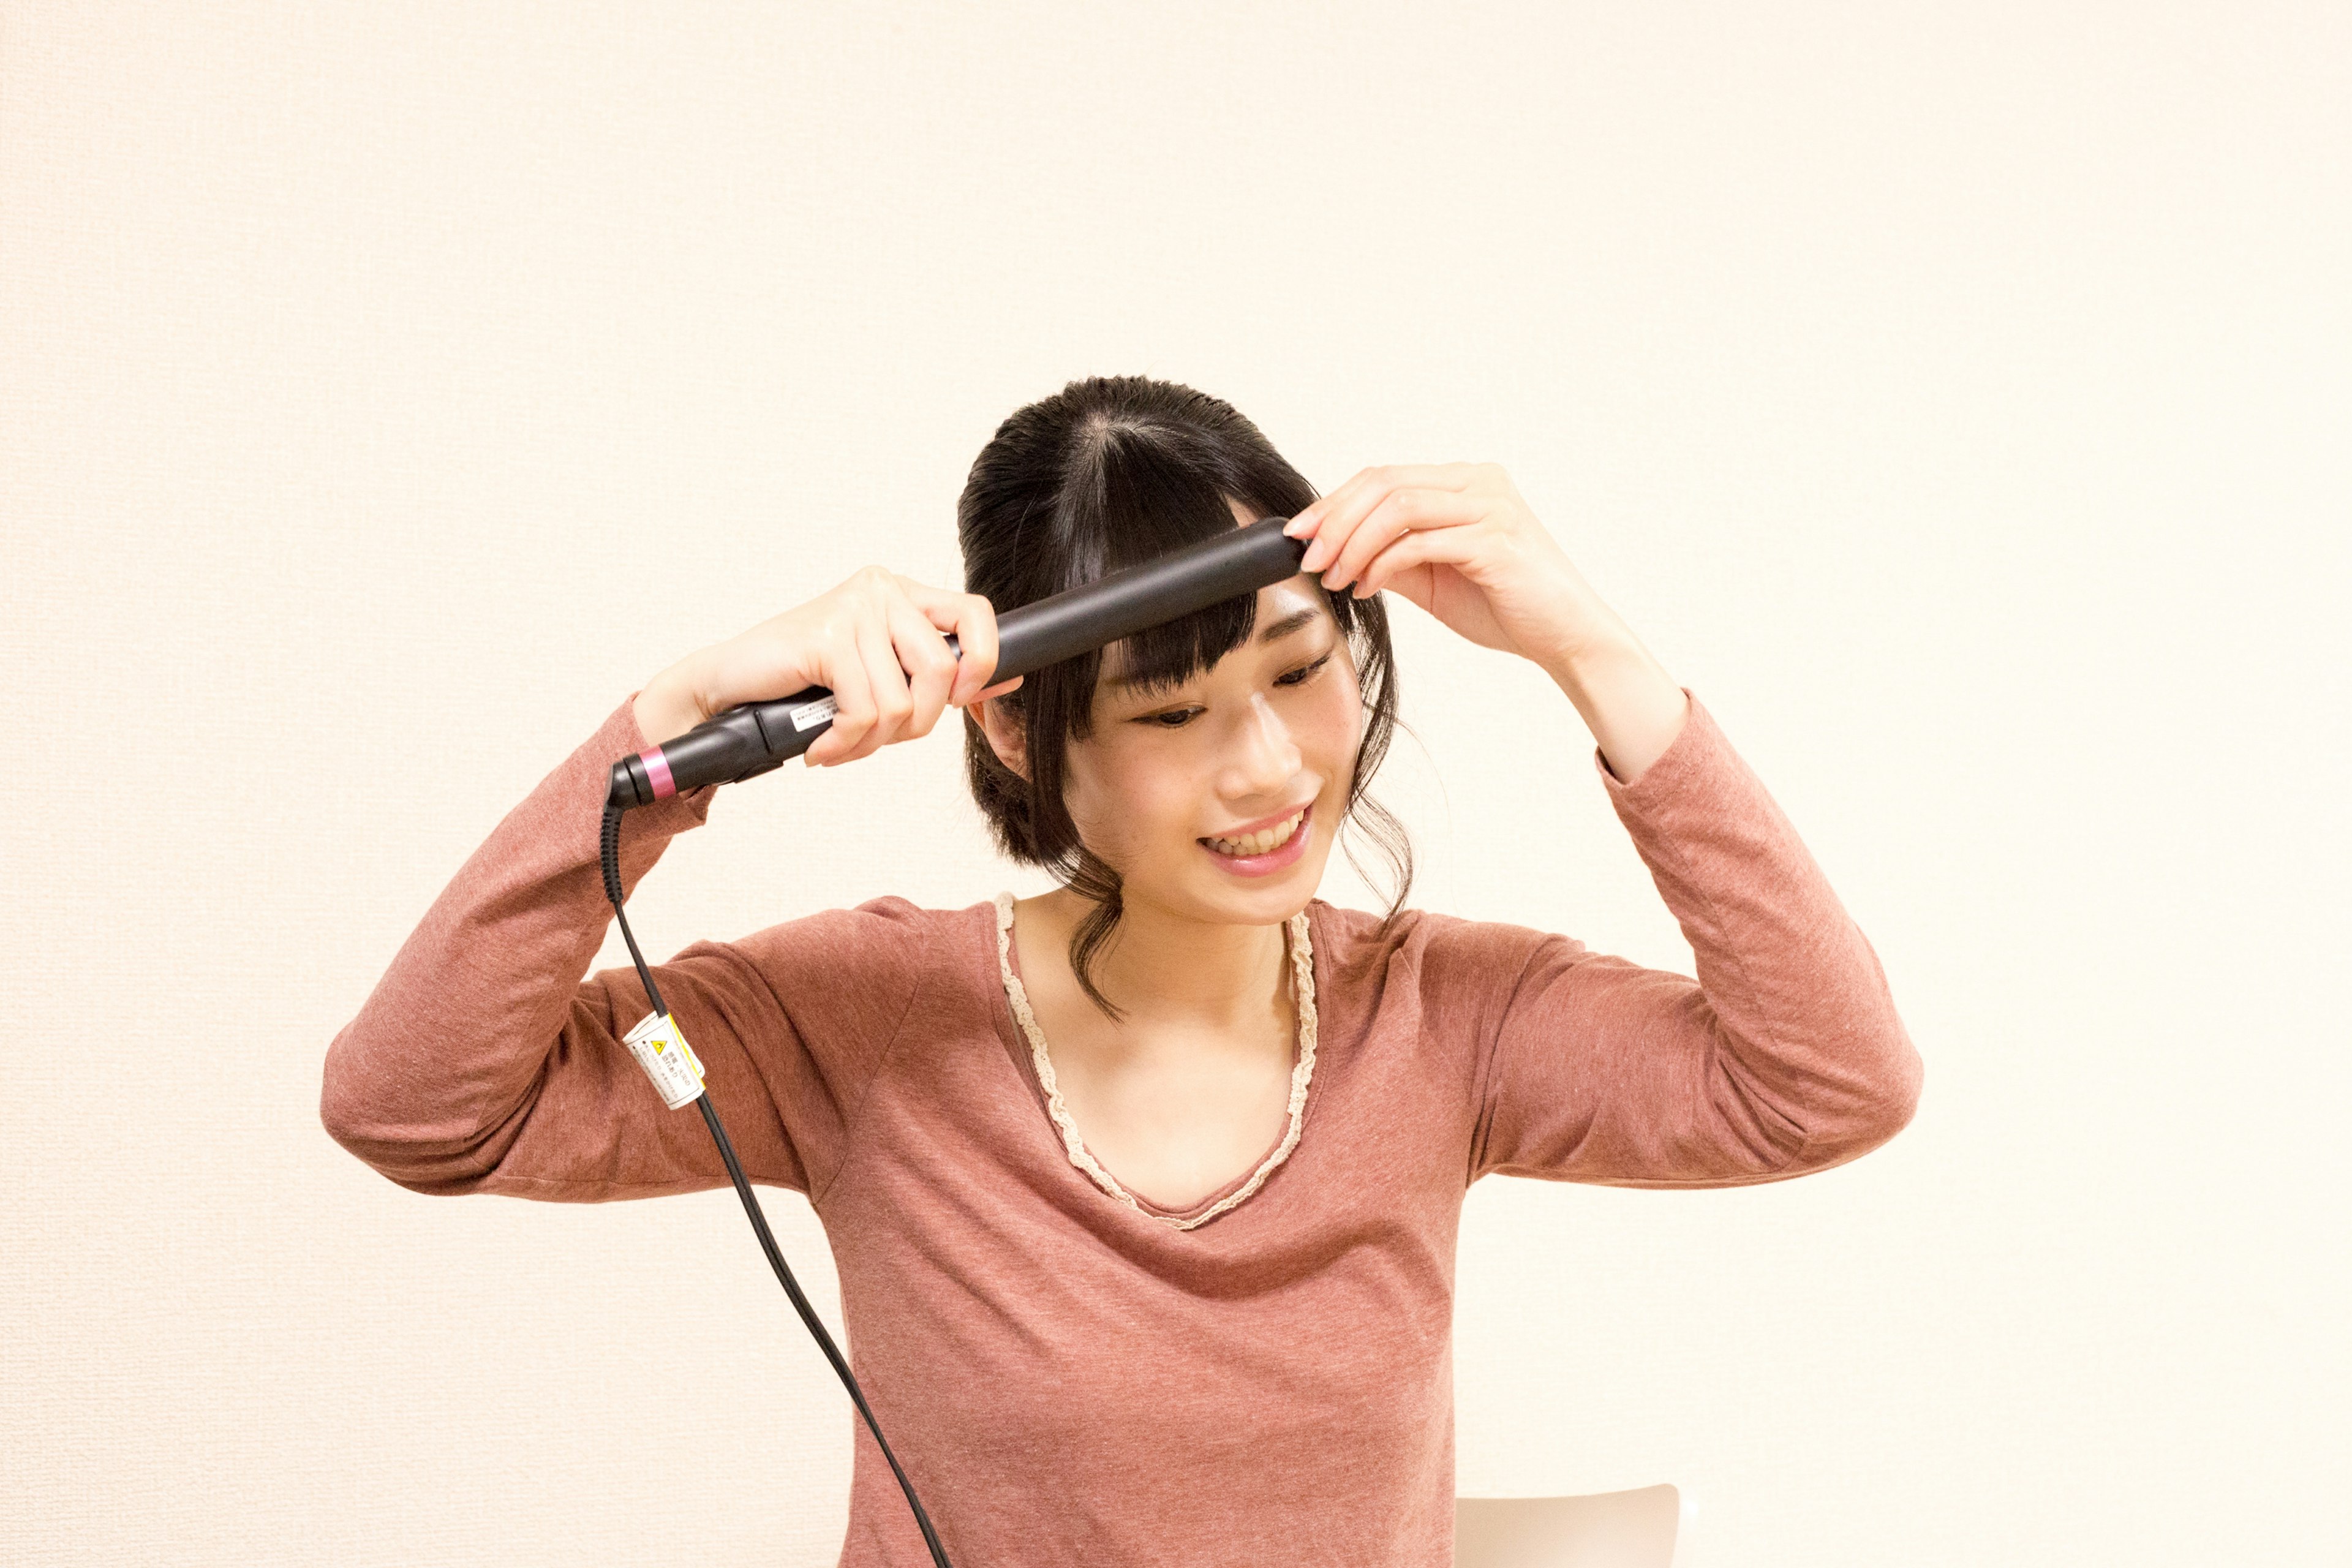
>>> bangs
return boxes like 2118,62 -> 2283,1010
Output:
1050,423 -> 1267,706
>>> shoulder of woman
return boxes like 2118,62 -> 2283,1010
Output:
709,895 -> 967,1017
1321,899 -> 1588,1010
1306,898 -> 1555,982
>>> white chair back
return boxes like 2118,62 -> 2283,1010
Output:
1454,1485 -> 1684,1568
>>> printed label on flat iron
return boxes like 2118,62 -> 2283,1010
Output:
790,695 -> 839,732
623,1010 -> 706,1110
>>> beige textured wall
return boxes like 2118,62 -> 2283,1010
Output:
5,4 -> 2346,1563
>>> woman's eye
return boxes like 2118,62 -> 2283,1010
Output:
1136,653 -> 1331,729
1276,652 -> 1333,688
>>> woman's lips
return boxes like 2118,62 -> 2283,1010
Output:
1208,799 -> 1316,839
1199,801 -> 1313,877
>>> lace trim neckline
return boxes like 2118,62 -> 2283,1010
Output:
992,889 -> 1318,1231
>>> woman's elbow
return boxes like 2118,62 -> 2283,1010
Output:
317,1033 -> 477,1191
1852,1028 -> 1925,1152
1787,1027 -> 1922,1176
318,1042 -> 414,1179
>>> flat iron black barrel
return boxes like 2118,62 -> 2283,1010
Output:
608,517 -> 1305,807
953,515 -> 1303,680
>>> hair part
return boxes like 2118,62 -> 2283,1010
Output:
959,374 -> 1414,1021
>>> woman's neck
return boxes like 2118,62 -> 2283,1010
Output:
1026,885 -> 1291,1032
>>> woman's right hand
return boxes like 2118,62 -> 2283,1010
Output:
632,567 -> 1023,763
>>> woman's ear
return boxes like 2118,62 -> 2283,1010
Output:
974,696 -> 1028,783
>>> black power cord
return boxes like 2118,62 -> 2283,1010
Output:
600,801 -> 956,1568
583,519 -> 1312,1563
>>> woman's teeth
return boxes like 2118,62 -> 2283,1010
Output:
1205,809 -> 1304,858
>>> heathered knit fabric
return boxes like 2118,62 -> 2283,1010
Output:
320,688 -> 1921,1567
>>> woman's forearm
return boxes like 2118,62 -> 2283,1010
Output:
1534,591 -> 1690,785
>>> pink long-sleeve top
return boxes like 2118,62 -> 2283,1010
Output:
320,688 -> 1920,1568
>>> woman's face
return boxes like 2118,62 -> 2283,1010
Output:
1060,570 -> 1363,927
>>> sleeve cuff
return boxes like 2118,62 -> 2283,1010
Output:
1589,687 -> 1724,814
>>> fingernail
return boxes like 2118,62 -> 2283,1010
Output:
1300,540 -> 1326,571
1283,516 -> 1308,536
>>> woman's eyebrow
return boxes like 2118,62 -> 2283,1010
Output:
1253,606 -> 1322,646
1104,606 -> 1324,690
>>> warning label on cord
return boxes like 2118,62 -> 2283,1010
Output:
623,1010 -> 706,1109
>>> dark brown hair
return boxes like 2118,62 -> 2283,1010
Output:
958,375 -> 1414,1020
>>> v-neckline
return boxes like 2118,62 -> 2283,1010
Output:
989,891 -> 1320,1230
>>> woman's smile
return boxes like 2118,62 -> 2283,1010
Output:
1200,801 -> 1313,875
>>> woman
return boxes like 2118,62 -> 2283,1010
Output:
321,375 -> 1921,1567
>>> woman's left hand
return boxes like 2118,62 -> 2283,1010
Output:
1284,463 -> 1613,672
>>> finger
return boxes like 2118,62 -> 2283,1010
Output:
1293,462 -> 1479,543
839,603 -> 914,764
1289,466 -> 1381,556
949,592 -> 1003,706
1284,469 -> 1358,540
1297,464 -> 1477,575
1310,463 -> 1472,522
885,578 -> 963,694
1293,470 -> 1381,575
888,594 -> 959,740
894,580 -> 1000,708
807,624 -> 876,766
971,674 -> 1023,703
1352,522 -> 1481,606
1322,486 -> 1484,592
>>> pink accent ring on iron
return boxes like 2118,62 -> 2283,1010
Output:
639,748 -> 676,800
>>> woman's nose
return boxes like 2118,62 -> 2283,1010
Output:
1223,693 -> 1302,794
